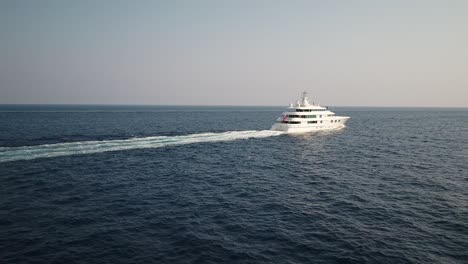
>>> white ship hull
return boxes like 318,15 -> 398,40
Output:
271,117 -> 349,133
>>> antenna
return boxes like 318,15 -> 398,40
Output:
301,91 -> 310,106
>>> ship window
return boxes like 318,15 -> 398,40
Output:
308,121 -> 317,124
280,121 -> 301,124
320,121 -> 323,123
288,114 -> 318,118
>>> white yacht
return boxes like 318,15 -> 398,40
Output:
271,92 -> 350,133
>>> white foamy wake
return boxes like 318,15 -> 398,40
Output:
0,130 -> 284,163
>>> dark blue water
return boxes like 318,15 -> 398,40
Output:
1,105 -> 467,263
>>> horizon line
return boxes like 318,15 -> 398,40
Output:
0,103 -> 467,109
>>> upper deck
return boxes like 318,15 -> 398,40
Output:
284,92 -> 331,113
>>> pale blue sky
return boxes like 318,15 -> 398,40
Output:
1,0 -> 467,106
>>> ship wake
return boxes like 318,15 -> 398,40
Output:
0,130 -> 284,163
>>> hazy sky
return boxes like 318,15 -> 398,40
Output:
1,0 -> 467,106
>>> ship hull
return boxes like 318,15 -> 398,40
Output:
271,117 -> 349,133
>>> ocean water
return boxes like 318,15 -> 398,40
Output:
1,105 -> 467,264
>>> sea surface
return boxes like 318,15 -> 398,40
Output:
1,105 -> 467,264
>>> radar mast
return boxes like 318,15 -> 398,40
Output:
301,91 -> 310,107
